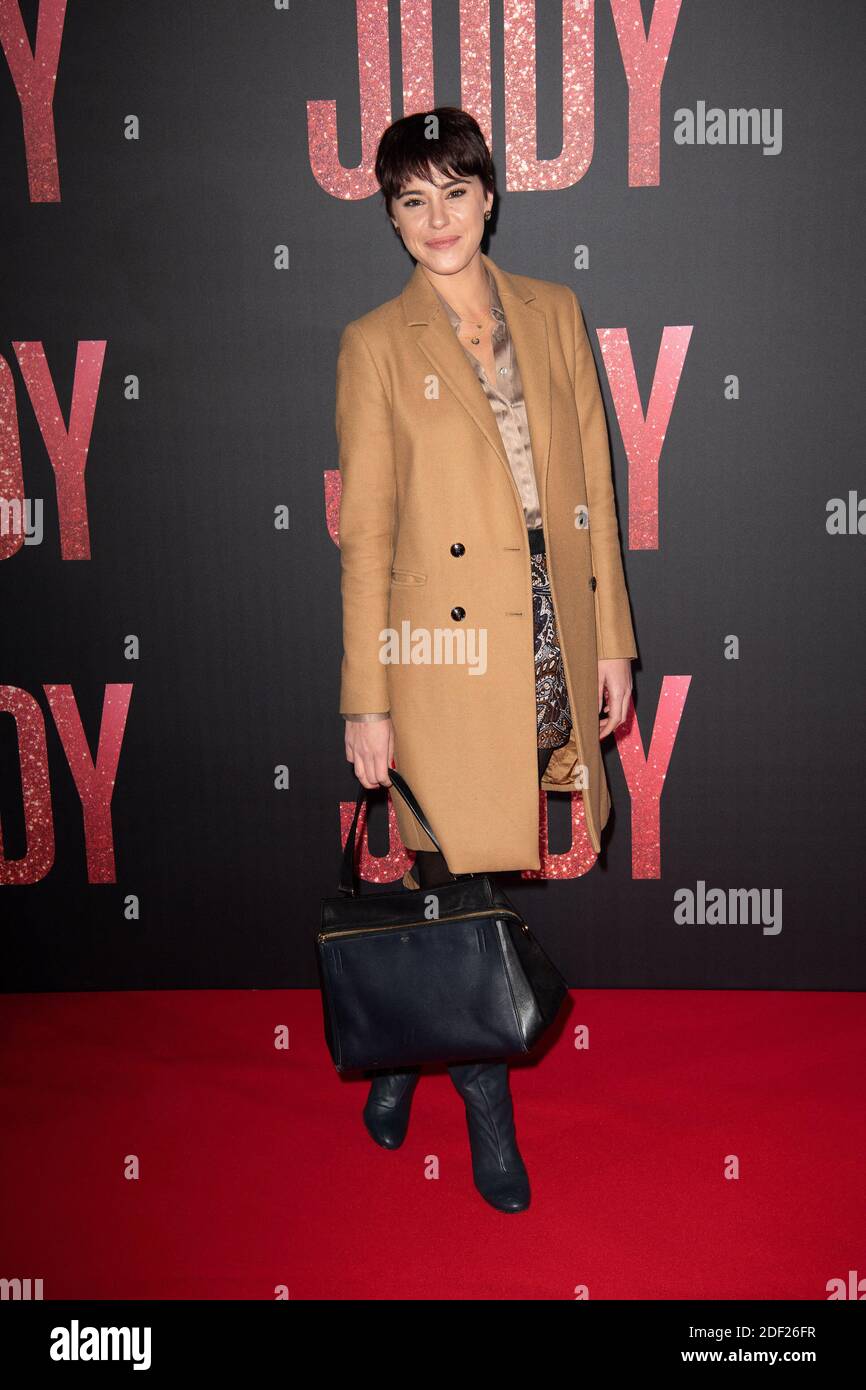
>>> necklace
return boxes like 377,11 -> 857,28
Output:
458,305 -> 493,345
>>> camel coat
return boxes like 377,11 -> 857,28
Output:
335,251 -> 637,874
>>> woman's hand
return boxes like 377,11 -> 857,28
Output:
344,717 -> 395,789
597,659 -> 633,738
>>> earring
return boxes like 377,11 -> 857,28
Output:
484,210 -> 491,221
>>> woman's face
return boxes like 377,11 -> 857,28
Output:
390,168 -> 493,275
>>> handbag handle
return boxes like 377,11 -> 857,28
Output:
338,769 -> 448,897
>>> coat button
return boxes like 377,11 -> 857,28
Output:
589,576 -> 597,591
450,542 -> 465,556
450,606 -> 465,621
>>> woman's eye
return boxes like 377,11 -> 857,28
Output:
400,186 -> 466,208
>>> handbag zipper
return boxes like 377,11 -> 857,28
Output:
318,906 -> 528,944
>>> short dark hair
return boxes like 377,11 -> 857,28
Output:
375,107 -> 496,218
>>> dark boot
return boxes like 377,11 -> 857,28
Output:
448,1061 -> 530,1212
362,1068 -> 420,1149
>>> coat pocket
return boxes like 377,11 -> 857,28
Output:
390,568 -> 427,586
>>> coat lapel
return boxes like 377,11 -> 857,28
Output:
400,251 -> 552,514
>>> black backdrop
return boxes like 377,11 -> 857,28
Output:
1,0 -> 863,991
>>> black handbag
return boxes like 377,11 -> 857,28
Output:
316,770 -> 568,1071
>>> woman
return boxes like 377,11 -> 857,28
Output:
335,108 -> 638,1213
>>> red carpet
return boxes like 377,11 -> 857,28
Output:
1,989 -> 863,1301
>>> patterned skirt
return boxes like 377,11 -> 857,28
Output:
531,550 -> 573,750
